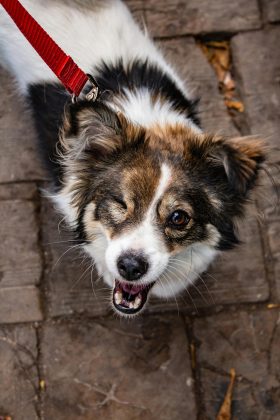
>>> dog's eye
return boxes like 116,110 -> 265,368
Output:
168,210 -> 190,228
113,196 -> 127,210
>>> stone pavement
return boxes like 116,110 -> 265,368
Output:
0,1 -> 279,419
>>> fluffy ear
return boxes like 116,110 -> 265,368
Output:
219,137 -> 266,194
187,135 -> 266,195
62,102 -> 127,158
210,136 -> 265,195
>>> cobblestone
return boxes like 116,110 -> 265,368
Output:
0,67 -> 46,183
193,309 -> 280,419
144,0 -> 261,37
42,316 -> 196,420
0,193 -> 43,323
0,324 -> 39,419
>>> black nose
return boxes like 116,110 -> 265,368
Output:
117,252 -> 149,281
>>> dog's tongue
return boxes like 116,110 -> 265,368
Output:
115,280 -> 142,295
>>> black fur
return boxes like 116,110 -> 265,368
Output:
95,59 -> 200,127
28,83 -> 70,185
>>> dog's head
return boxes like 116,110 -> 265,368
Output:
57,102 -> 265,316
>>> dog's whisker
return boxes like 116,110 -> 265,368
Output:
52,244 -> 83,270
69,263 -> 93,291
166,263 -> 210,306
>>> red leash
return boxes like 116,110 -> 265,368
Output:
0,0 -> 99,100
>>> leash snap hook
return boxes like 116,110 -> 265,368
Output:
72,74 -> 100,103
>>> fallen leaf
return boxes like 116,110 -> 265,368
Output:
224,100 -> 245,113
223,72 -> 235,91
199,41 -> 244,113
39,379 -> 46,390
216,368 -> 236,420
267,303 -> 280,309
190,342 -> 196,370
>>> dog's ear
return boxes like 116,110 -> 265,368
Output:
63,102 -> 127,158
188,135 -> 266,195
216,137 -> 265,194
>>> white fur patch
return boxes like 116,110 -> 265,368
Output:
104,163 -> 171,286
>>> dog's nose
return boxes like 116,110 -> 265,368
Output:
117,252 -> 149,281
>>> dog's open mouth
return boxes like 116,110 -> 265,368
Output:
112,280 -> 155,315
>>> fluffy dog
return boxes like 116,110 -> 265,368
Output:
0,0 -> 265,316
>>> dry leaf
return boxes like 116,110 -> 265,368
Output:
267,303 -> 280,309
216,368 -> 236,420
39,379 -> 46,390
224,100 -> 245,113
190,342 -> 196,370
223,72 -> 235,91
200,41 -> 244,113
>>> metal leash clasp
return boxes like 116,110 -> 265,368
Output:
72,73 -> 100,103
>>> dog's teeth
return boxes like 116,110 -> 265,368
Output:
115,291 -> 122,305
134,296 -> 142,309
129,302 -> 134,309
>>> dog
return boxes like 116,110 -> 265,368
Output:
0,0 -> 265,316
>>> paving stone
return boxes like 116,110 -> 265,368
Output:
0,324 -> 39,419
0,183 -> 38,200
266,220 -> 280,301
0,67 -> 47,183
41,198 -> 110,318
231,28 -> 280,151
193,309 -> 280,419
159,38 -> 239,136
0,200 -> 42,288
144,0 -> 261,38
231,28 -> 280,300
41,315 -> 196,420
261,0 -> 280,23
0,195 -> 43,323
0,286 -> 43,323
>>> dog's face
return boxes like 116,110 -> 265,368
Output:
57,102 -> 265,316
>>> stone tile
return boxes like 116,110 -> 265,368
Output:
0,286 -> 43,323
0,67 -> 47,183
42,315 -> 196,419
230,27 -> 280,221
159,38 -> 239,136
231,28 -> 280,151
193,309 -> 280,419
231,28 -> 280,299
144,0 -> 261,38
0,193 -> 43,323
267,220 -> 280,301
0,200 -> 42,288
0,183 -> 38,200
261,0 -> 280,23
0,324 -> 39,419
41,198 -> 110,318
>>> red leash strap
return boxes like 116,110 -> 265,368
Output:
0,0 -> 98,99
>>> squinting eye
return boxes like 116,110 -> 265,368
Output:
168,210 -> 190,228
113,197 -> 127,210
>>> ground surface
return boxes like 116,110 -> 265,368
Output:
0,1 -> 279,419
